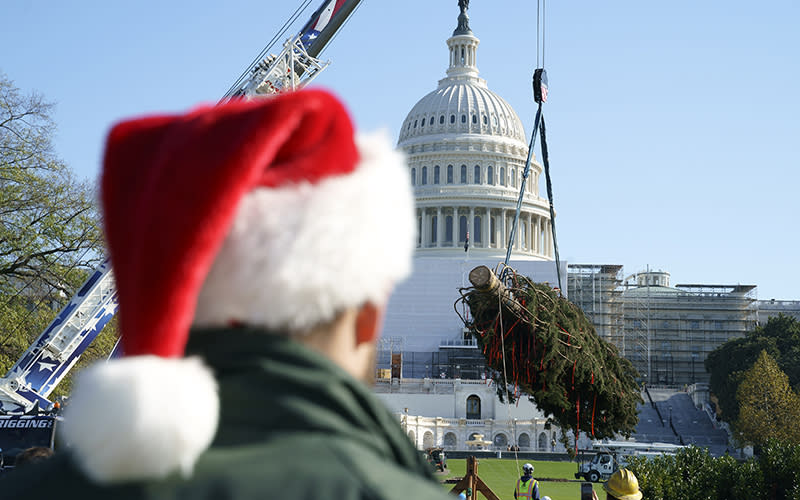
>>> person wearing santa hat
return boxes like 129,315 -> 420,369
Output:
2,89 -> 450,500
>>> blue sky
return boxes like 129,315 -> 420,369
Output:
3,1 -> 798,300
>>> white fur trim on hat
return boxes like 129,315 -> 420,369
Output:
61,356 -> 218,483
193,130 -> 415,332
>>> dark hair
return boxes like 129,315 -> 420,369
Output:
15,446 -> 54,467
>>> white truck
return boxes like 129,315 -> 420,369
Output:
575,440 -> 687,482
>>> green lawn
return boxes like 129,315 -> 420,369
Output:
441,458 -> 604,500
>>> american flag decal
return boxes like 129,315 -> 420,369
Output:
299,0 -> 350,50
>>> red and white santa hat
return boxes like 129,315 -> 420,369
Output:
61,89 -> 415,483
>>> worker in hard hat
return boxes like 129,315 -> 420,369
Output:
602,468 -> 642,500
513,463 -> 540,500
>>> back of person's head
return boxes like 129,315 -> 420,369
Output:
602,468 -> 642,500
14,446 -> 54,467
522,463 -> 534,475
57,89 -> 415,486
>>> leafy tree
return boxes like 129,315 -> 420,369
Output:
734,350 -> 800,449
705,314 -> 800,420
0,73 -> 112,390
628,445 -> 786,500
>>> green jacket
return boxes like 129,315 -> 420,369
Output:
1,328 -> 451,500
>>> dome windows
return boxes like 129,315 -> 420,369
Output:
439,115 -> 445,125
461,114 -> 466,124
450,114 -> 455,124
474,165 -> 481,184
414,119 -> 418,128
421,166 -> 428,185
411,168 -> 416,186
460,165 -> 467,184
483,114 -> 488,125
487,165 -> 494,185
472,114 -> 477,124
421,118 -> 425,127
434,165 -> 440,184
500,167 -> 506,186
447,165 -> 454,184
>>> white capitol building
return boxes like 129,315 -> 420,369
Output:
375,3 -> 578,453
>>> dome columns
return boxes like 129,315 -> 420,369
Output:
447,35 -> 480,79
416,205 -> 550,257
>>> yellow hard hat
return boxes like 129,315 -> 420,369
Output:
602,468 -> 642,500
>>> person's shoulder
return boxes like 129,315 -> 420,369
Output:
322,439 -> 450,500
0,454 -> 141,500
188,436 -> 449,500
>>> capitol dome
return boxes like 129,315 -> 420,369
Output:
398,78 -> 527,145
396,6 -> 553,261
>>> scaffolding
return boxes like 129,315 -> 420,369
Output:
566,264 -> 625,351
622,275 -> 757,385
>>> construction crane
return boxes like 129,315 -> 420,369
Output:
0,0 -> 362,417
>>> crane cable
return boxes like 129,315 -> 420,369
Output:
496,275 -> 521,476
497,0 -> 563,478
503,0 -> 561,292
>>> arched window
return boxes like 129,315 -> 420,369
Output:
483,114 -> 488,125
434,165 -> 440,184
421,117 -> 425,127
459,215 -> 468,243
494,433 -> 508,448
518,433 -> 530,450
413,119 -> 417,128
487,165 -> 494,185
461,114 -> 466,124
440,115 -> 445,125
423,431 -> 434,449
450,114 -> 456,124
474,165 -> 481,184
445,215 -> 454,244
500,167 -> 506,186
474,216 -> 482,244
466,395 -> 481,419
511,168 -> 516,188
444,432 -> 457,449
447,165 -> 454,184
472,114 -> 477,124
460,165 -> 467,184
538,432 -> 548,451
421,166 -> 428,185
411,168 -> 416,186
